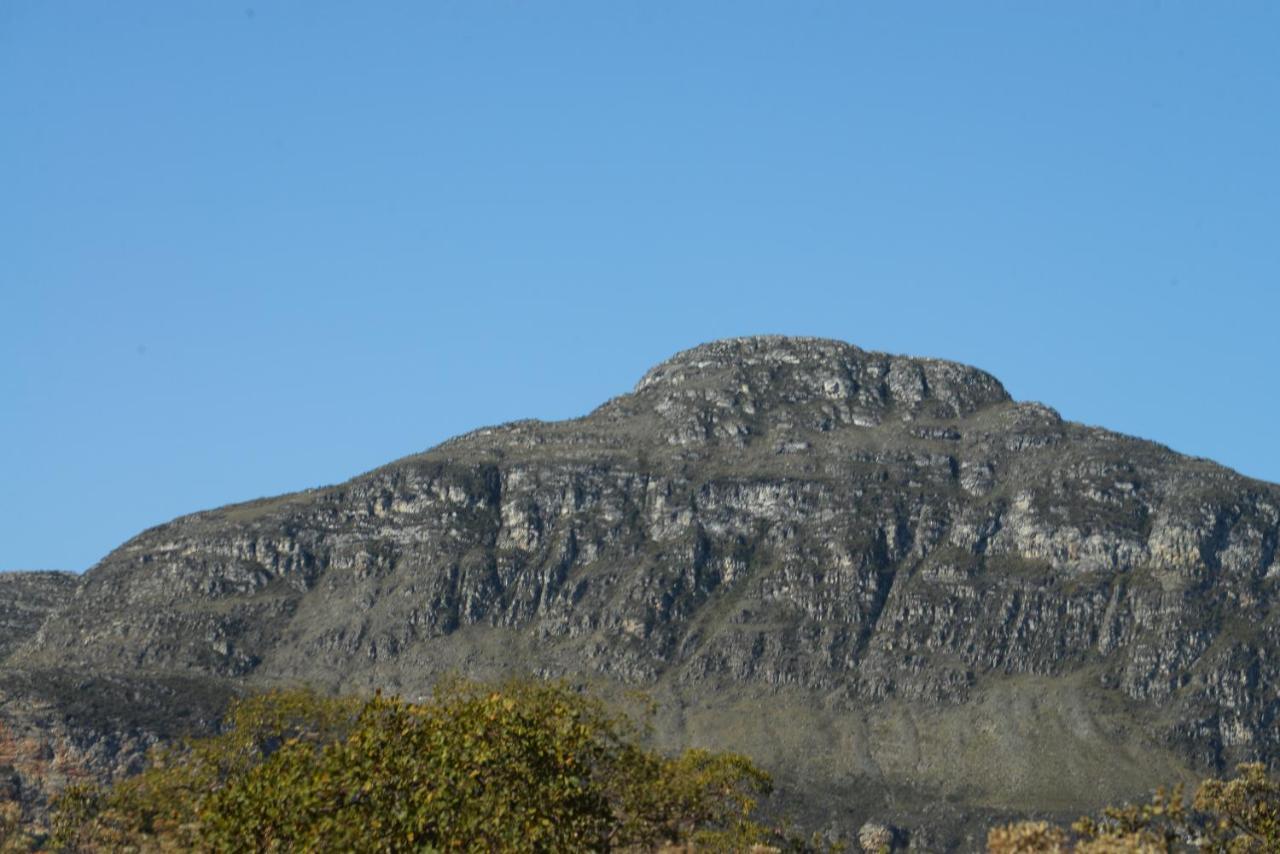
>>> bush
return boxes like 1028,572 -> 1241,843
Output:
987,763 -> 1280,853
1,796 -> 36,853
50,678 -> 785,852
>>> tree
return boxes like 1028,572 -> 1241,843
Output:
51,678 -> 787,852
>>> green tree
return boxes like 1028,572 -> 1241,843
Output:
51,678 -> 787,852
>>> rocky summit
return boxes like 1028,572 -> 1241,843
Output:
4,336 -> 1279,848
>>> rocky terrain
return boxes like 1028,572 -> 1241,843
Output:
4,336 -> 1279,849
0,574 -> 76,662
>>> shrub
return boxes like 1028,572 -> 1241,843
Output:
51,678 -> 782,852
1,796 -> 36,853
987,763 -> 1280,853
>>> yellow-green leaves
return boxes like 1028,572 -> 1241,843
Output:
987,764 -> 1280,853
49,679 -> 781,852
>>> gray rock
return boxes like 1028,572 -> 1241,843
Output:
858,820 -> 895,852
0,572 -> 77,660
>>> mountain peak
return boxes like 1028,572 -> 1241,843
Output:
625,337 -> 1011,436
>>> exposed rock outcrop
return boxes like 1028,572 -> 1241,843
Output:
0,572 -> 77,662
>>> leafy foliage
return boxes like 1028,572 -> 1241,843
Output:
48,678 -> 790,852
987,763 -> 1280,853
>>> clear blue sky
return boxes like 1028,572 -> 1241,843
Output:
3,2 -> 1278,572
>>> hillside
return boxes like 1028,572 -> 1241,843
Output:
0,573 -> 76,662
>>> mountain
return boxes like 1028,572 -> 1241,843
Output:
4,337 -> 1278,848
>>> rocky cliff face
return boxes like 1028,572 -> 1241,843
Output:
5,337 -> 1279,848
0,572 -> 230,819
0,573 -> 76,662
